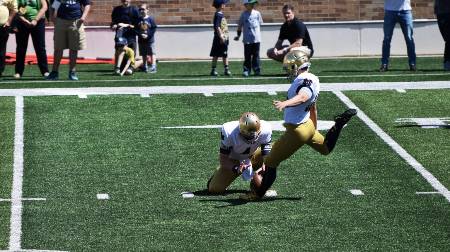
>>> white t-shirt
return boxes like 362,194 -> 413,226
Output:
284,72 -> 320,125
238,9 -> 263,44
220,120 -> 272,161
384,0 -> 411,11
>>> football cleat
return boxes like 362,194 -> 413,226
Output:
334,108 -> 357,127
239,112 -> 261,143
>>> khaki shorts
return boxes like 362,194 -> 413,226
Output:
54,18 -> 87,50
264,119 -> 329,168
207,148 -> 264,193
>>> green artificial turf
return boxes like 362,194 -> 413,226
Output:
0,57 -> 448,88
10,92 -> 450,251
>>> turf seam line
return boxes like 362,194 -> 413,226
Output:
9,96 -> 24,251
333,91 -> 450,203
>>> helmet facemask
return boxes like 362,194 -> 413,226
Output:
283,46 -> 311,81
239,112 -> 261,144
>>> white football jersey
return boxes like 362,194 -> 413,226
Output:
220,120 -> 272,161
284,72 -> 320,125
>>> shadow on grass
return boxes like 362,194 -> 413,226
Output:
193,189 -> 302,208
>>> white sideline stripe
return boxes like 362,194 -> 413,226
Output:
333,91 -> 450,203
0,72 -> 449,84
9,96 -> 24,251
0,198 -> 46,202
0,81 -> 448,97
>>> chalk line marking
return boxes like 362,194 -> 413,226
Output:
0,81 -> 448,97
9,96 -> 24,251
0,72 -> 449,84
96,193 -> 110,200
334,91 -> 450,203
0,198 -> 46,202
162,120 -> 335,131
181,192 -> 195,198
350,189 -> 365,196
416,192 -> 442,195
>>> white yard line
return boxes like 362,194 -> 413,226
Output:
0,72 -> 449,84
0,81 -> 448,97
333,91 -> 450,203
9,96 -> 24,251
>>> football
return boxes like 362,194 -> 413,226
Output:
250,171 -> 262,192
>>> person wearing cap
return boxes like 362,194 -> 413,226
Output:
209,0 -> 231,76
13,0 -> 49,79
435,0 -> 450,71
0,0 -> 18,77
266,4 -> 313,63
234,0 -> 263,77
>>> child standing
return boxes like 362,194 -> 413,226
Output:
209,0 -> 231,76
234,0 -> 263,77
137,3 -> 157,73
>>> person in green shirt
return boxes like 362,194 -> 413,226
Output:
14,0 -> 49,78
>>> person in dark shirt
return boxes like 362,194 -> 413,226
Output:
267,4 -> 313,62
46,0 -> 91,81
209,0 -> 231,76
111,0 -> 139,53
136,3 -> 157,73
435,0 -> 450,70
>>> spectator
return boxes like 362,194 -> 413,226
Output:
380,0 -> 416,72
46,0 -> 91,81
111,0 -> 139,53
136,3 -> 157,73
0,0 -> 17,77
209,0 -> 231,77
267,4 -> 313,62
114,37 -> 144,76
435,0 -> 450,71
14,0 -> 49,79
234,0 -> 263,77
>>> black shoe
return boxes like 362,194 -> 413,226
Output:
334,109 -> 357,127
409,64 -> 417,71
379,64 -> 388,72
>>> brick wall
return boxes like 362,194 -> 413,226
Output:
87,0 -> 435,26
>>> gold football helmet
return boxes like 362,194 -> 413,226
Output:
239,112 -> 261,142
283,46 -> 311,80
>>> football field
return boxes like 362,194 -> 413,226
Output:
0,58 -> 449,251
